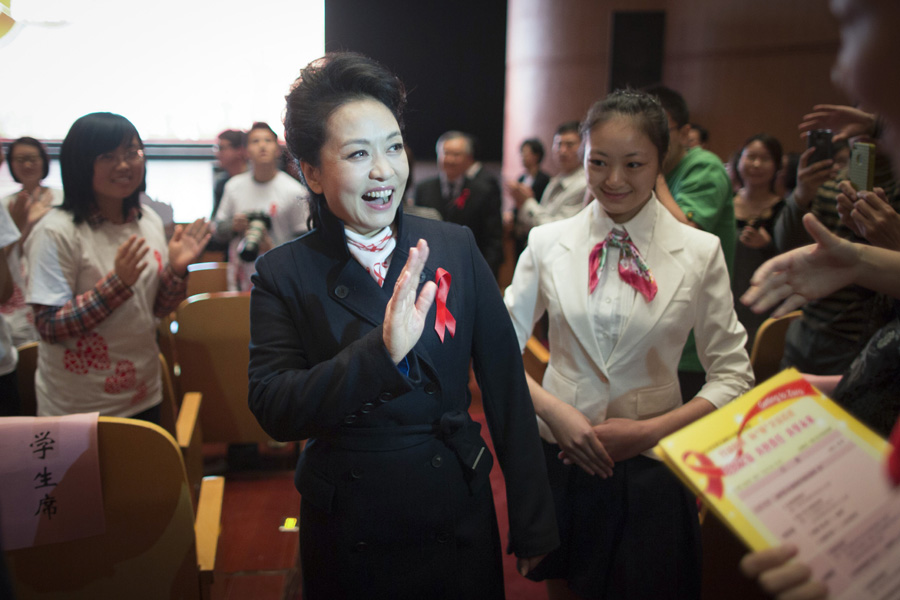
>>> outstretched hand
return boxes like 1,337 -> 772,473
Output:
836,181 -> 900,250
383,239 -> 438,364
741,213 -> 860,317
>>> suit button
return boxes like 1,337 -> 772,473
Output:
437,532 -> 451,544
424,382 -> 438,395
431,454 -> 443,468
334,285 -> 349,299
355,542 -> 368,553
378,392 -> 393,404
343,414 -> 358,425
360,402 -> 375,414
350,467 -> 363,480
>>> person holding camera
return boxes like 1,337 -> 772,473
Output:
213,122 -> 309,291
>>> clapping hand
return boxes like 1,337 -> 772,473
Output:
115,235 -> 150,286
168,218 -> 212,276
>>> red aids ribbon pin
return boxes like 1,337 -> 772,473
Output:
434,268 -> 456,342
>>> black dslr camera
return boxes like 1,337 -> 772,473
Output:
238,211 -> 272,262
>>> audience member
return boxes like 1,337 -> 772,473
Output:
413,131 -> 504,277
213,122 -> 309,291
0,199 -> 20,416
504,89 -> 752,600
648,84 -> 736,401
24,112 -> 210,422
731,133 -> 785,349
212,129 -> 248,218
774,107 -> 898,375
2,137 -> 62,345
508,122 -> 588,244
248,52 -> 557,598
510,137 -> 551,257
740,0 -> 900,595
687,123 -> 708,149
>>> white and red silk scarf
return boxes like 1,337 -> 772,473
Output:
345,226 -> 395,287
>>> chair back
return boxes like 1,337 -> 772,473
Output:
5,417 -> 210,599
172,291 -> 271,444
186,262 -> 229,298
522,336 -> 549,382
15,341 -> 38,416
749,310 -> 802,384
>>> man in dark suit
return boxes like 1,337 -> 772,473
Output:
414,131 -> 503,278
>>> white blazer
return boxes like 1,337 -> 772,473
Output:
504,197 -> 753,447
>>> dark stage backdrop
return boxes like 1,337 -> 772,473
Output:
324,1 -> 508,162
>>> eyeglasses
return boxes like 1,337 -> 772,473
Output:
95,148 -> 145,167
12,155 -> 42,165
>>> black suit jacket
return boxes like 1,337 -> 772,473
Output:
414,175 -> 503,277
519,170 -> 551,206
248,204 -> 558,597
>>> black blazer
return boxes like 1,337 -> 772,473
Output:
414,175 -> 503,277
519,170 -> 551,205
248,203 -> 558,598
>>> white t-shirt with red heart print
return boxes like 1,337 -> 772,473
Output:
26,207 -> 168,417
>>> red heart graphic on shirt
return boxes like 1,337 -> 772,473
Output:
63,332 -> 111,374
104,360 -> 137,394
154,249 -> 163,275
130,381 -> 148,406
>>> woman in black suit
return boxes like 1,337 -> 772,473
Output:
248,53 -> 558,599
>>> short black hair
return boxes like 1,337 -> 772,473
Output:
582,89 -> 670,166
520,138 -> 545,163
555,121 -> 581,137
217,129 -> 247,149
60,112 -> 144,224
284,52 -> 407,225
8,136 -> 50,182
249,122 -> 278,141
643,85 -> 690,128
690,124 -> 709,144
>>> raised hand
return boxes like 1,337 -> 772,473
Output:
793,147 -> 836,210
168,218 -> 212,276
837,181 -> 900,250
798,104 -> 877,143
739,224 -> 772,249
115,235 -> 149,286
382,239 -> 438,364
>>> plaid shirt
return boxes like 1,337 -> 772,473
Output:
34,207 -> 187,343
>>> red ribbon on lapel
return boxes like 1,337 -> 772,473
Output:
453,188 -> 470,210
434,268 -> 456,342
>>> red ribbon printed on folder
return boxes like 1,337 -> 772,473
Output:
682,378 -> 816,498
434,268 -> 456,343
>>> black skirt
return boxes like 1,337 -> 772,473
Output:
529,441 -> 701,600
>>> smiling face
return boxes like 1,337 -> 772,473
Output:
301,98 -> 408,236
91,136 -> 145,205
438,136 -> 471,182
585,115 -> 660,223
9,142 -> 45,188
738,140 -> 777,189
552,131 -> 582,175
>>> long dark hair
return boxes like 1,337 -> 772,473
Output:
60,112 -> 145,224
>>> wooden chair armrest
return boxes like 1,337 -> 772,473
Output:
195,475 -> 225,577
176,392 -> 204,510
525,336 -> 549,363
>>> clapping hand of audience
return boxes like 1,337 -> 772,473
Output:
798,104 -> 878,143
739,224 -> 772,249
836,181 -> 900,250
505,180 -> 534,208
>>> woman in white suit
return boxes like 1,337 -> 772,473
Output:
504,90 -> 754,600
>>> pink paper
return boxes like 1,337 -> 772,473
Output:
0,413 -> 104,550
